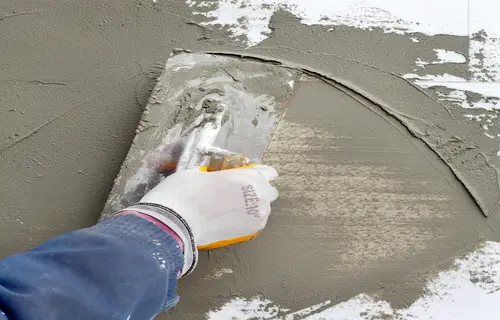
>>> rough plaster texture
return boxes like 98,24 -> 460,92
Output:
1,1 -> 499,319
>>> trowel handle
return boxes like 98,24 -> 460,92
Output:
206,154 -> 251,172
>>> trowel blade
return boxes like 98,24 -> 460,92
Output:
101,51 -> 299,218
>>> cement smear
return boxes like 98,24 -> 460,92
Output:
0,1 -> 499,319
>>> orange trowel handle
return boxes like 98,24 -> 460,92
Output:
205,153 -> 251,172
197,233 -> 260,250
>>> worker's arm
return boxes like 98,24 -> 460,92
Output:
0,165 -> 278,320
0,214 -> 183,320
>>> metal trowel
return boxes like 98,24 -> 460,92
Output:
100,50 -> 298,219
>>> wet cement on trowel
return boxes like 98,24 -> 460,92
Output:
1,1 -> 500,319
101,52 -> 298,213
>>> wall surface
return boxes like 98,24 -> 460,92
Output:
1,0 -> 500,319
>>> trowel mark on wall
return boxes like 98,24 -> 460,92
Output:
206,241 -> 500,319
265,118 -> 454,268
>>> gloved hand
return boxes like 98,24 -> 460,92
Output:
118,165 -> 278,276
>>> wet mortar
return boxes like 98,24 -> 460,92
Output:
1,1 -> 499,319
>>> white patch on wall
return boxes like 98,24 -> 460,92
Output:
434,49 -> 467,64
403,73 -> 500,111
404,73 -> 467,83
206,297 -> 286,319
469,0 -> 500,82
437,90 -> 500,111
415,50 -> 466,68
186,0 -> 468,47
207,242 -> 500,319
470,34 -> 500,82
403,73 -> 500,141
203,268 -> 234,280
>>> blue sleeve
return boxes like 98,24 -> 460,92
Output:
0,215 -> 184,320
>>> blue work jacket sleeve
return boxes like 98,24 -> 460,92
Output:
0,214 -> 184,320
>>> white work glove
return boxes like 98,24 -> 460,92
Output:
121,165 -> 278,276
